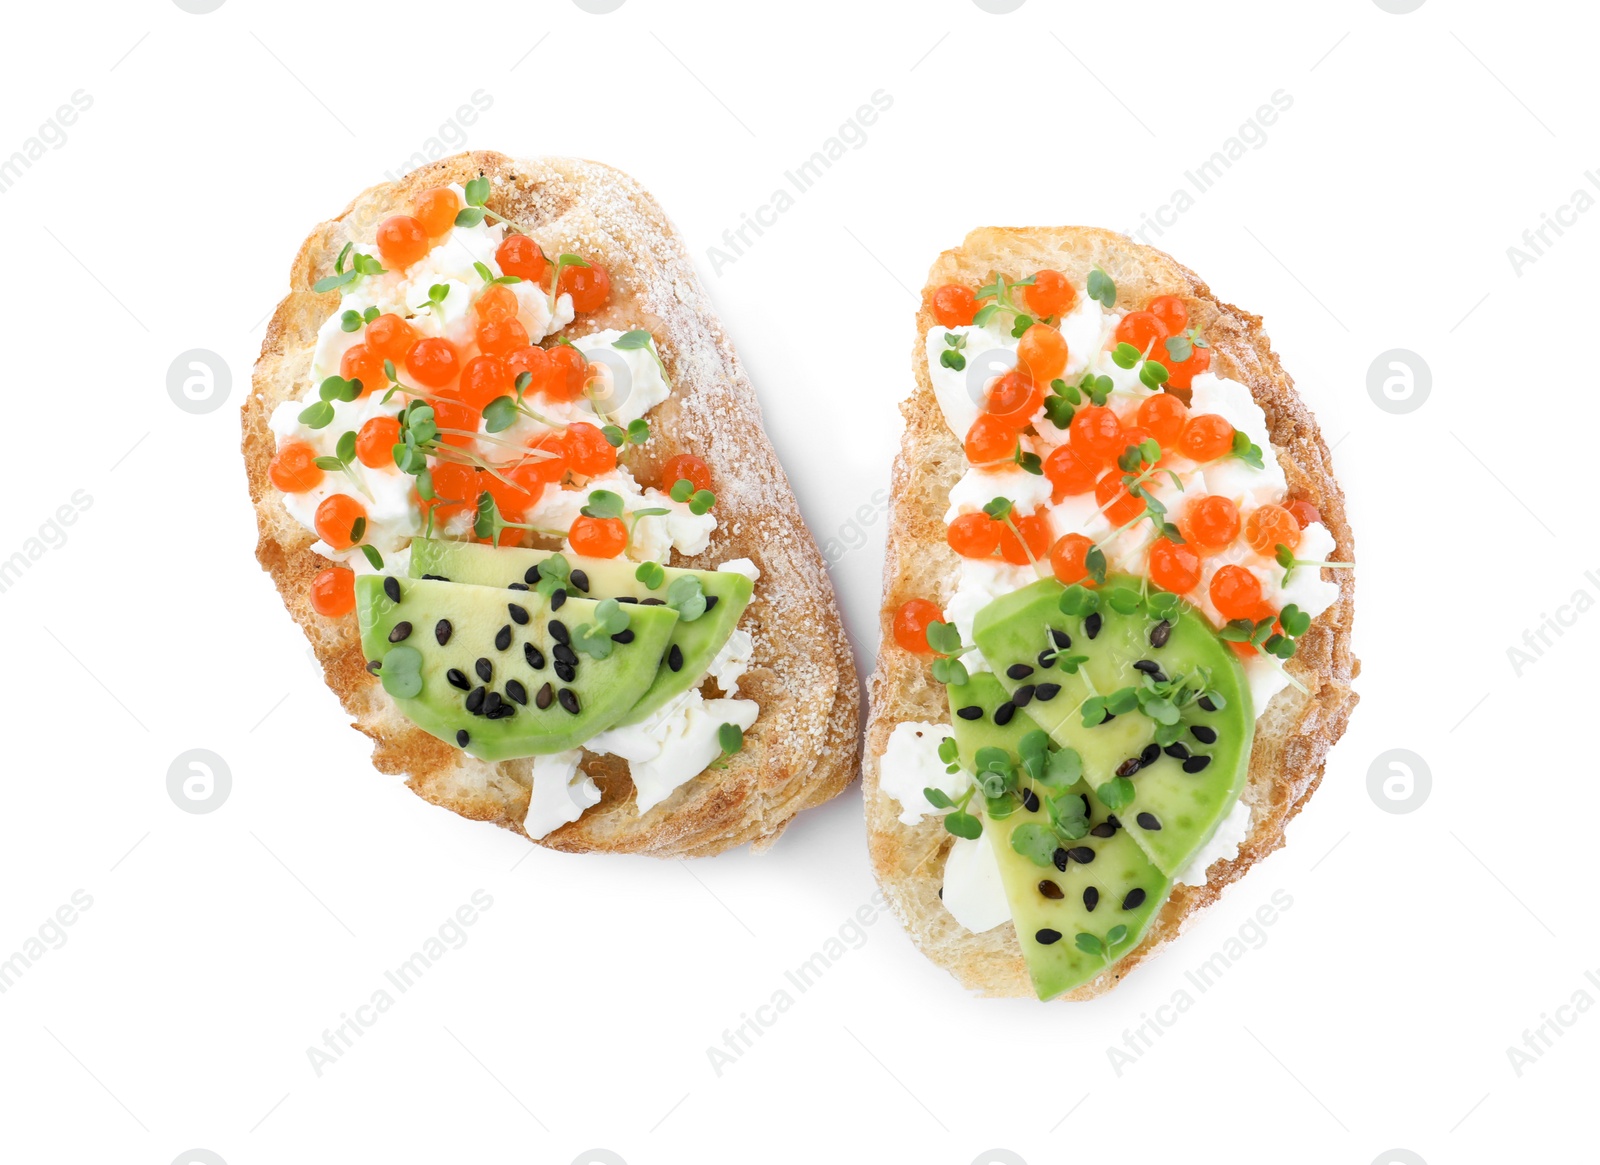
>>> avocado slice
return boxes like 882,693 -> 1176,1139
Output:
356,574 -> 679,761
408,539 -> 752,723
970,576 -> 1253,878
945,673 -> 1170,1001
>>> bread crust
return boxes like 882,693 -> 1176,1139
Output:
243,151 -> 859,858
863,227 -> 1358,998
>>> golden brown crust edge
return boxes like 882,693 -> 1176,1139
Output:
863,226 -> 1358,998
243,151 -> 859,858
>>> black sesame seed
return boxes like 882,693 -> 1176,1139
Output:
1006,663 -> 1035,680
365,660 -> 381,674
483,690 -> 503,716
435,619 -> 453,646
1034,682 -> 1061,702
993,702 -> 1016,726
1106,814 -> 1121,829
1116,756 -> 1142,778
1183,755 -> 1212,774
668,644 -> 684,672
704,595 -> 719,611
494,625 -> 512,651
616,596 -> 639,604
549,620 -> 570,644
506,679 -> 528,705
524,644 -> 546,670
1133,659 -> 1160,674
554,644 -> 578,666
611,629 -> 635,644
1100,710 -> 1117,725
535,683 -> 554,710
382,576 -> 401,602
1038,879 -> 1064,900
1012,684 -> 1036,707
1068,846 -> 1095,865
1053,848 -> 1069,872
551,588 -> 567,610
508,603 -> 529,626
1150,620 -> 1172,648
639,597 -> 666,606
1035,928 -> 1063,946
422,573 -> 450,582
524,565 -> 541,585
956,705 -> 983,721
1090,822 -> 1116,839
1122,888 -> 1147,911
555,661 -> 576,683
570,569 -> 590,594
558,688 -> 580,715
1037,649 -> 1057,668
1084,612 -> 1102,639
1164,743 -> 1191,761
486,703 -> 515,720
1049,628 -> 1071,649
1021,788 -> 1041,812
456,729 -> 470,747
1198,695 -> 1217,712
387,622 -> 412,643
507,582 -> 529,591
465,687 -> 486,714
447,668 -> 470,691
1083,886 -> 1100,911
1140,743 -> 1161,767
1190,724 -> 1218,744
475,658 -> 493,683
1136,812 -> 1161,831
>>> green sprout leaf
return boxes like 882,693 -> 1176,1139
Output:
1011,823 -> 1059,868
944,811 -> 982,840
1087,267 -> 1116,309
666,575 -> 707,622
634,561 -> 666,590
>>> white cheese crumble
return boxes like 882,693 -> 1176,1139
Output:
588,692 -> 759,814
877,720 -> 967,825
1172,797 -> 1254,887
941,830 -> 1011,933
523,750 -> 603,840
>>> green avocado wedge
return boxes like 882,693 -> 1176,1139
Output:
969,575 -> 1253,878
945,673 -> 1170,1001
407,539 -> 752,725
356,574 -> 679,760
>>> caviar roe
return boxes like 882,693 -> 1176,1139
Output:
1049,533 -> 1095,586
569,515 -> 628,558
1182,495 -> 1241,553
340,343 -> 386,396
375,215 -> 429,268
1147,538 -> 1201,593
661,454 -> 713,494
947,511 -> 1001,559
355,416 -> 401,469
965,414 -> 1020,465
496,235 -> 549,284
406,337 -> 460,388
931,284 -> 979,328
269,442 -> 323,493
1210,565 -> 1264,621
893,598 -> 944,654
314,494 -> 367,550
1244,503 -> 1301,556
1023,270 -> 1076,318
563,422 -> 617,477
545,345 -> 588,401
1043,445 -> 1098,501
1178,413 -> 1235,461
1017,324 -> 1067,384
560,263 -> 610,313
413,188 -> 461,237
364,313 -> 418,362
1136,392 -> 1188,447
309,567 -> 355,617
998,510 -> 1052,565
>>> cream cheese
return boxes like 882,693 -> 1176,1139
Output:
588,692 -> 759,814
523,749 -> 603,840
941,830 -> 1011,933
877,720 -> 967,826
1172,796 -> 1253,887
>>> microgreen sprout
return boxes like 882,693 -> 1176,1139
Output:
635,561 -> 666,590
313,243 -> 386,294
341,305 -> 381,333
1074,925 -> 1130,963
569,597 -> 631,661
1274,544 -> 1355,586
1164,328 -> 1209,363
923,620 -> 972,687
711,722 -> 745,769
665,575 -> 708,622
601,419 -> 650,448
940,332 -> 968,371
1086,267 -> 1116,309
298,376 -> 362,429
613,329 -> 673,392
667,478 -> 717,515
414,282 -> 451,319
1219,603 -> 1312,662
483,370 -> 573,435
472,260 -> 522,287
1228,430 -> 1265,469
971,272 -> 1039,337
312,429 -> 375,502
982,496 -> 1044,571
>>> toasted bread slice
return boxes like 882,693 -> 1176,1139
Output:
864,227 -> 1358,997
243,151 -> 858,857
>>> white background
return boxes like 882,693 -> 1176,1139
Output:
0,1 -> 1593,1163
